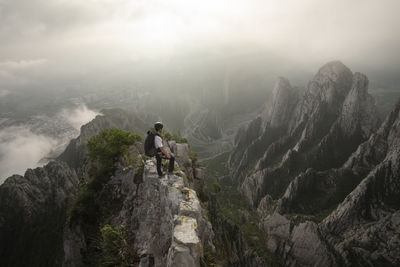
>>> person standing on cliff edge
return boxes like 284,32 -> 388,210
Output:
153,122 -> 175,177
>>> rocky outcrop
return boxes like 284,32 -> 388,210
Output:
261,77 -> 301,129
63,158 -> 213,267
125,159 -> 213,267
231,61 -> 380,206
229,61 -> 400,266
0,107 -> 214,267
0,161 -> 78,267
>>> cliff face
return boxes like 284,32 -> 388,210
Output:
0,108 -> 213,267
0,161 -> 78,267
230,61 -> 400,266
63,157 -> 213,267
231,61 -> 379,206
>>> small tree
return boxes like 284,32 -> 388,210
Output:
87,128 -> 141,172
68,129 -> 141,226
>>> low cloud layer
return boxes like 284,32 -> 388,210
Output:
0,104 -> 99,184
0,89 -> 8,98
58,104 -> 101,131
0,126 -> 56,183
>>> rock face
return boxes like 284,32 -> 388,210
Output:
230,61 -> 400,266
63,159 -> 213,267
231,61 -> 379,204
0,161 -> 78,267
0,108 -> 213,267
318,100 -> 400,266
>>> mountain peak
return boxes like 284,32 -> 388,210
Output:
313,60 -> 353,87
308,60 -> 354,106
261,76 -> 300,128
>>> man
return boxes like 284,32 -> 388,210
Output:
154,122 -> 175,177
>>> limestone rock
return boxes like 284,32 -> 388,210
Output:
174,143 -> 192,167
287,221 -> 338,267
340,72 -> 379,138
261,77 -> 301,129
262,212 -> 291,240
228,61 -> 400,266
113,160 -> 211,267
231,61 -> 379,206
167,216 -> 201,267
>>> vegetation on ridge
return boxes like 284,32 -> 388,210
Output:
67,128 -> 141,266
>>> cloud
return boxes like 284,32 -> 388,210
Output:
0,0 -> 398,93
0,58 -> 48,87
0,104 -> 99,184
0,89 -> 9,98
0,59 -> 48,70
0,126 -> 57,183
1,0 -> 399,65
58,104 -> 100,130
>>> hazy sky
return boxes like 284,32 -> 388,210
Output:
1,0 -> 400,181
0,0 -> 400,89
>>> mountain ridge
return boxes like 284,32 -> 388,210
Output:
230,61 -> 400,266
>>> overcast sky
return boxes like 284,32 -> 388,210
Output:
0,0 -> 399,89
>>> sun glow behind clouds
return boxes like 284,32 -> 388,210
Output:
1,0 -> 400,70
85,0 -> 254,56
132,13 -> 184,50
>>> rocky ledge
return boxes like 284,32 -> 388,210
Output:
64,157 -> 213,267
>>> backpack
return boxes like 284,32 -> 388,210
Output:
144,130 -> 157,157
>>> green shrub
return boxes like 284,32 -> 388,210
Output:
134,159 -> 145,184
198,190 -> 210,203
67,188 -> 102,226
189,149 -> 198,166
67,128 -> 143,265
162,130 -> 188,143
127,155 -> 138,166
99,224 -> 135,267
87,128 -> 141,172
212,182 -> 222,194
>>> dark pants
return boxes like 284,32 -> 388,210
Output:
156,152 -> 175,176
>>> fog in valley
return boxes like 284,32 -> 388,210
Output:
0,104 -> 99,183
1,0 -> 400,181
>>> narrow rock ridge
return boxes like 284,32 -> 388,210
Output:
323,99 -> 400,234
63,153 -> 213,267
130,160 -> 213,267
